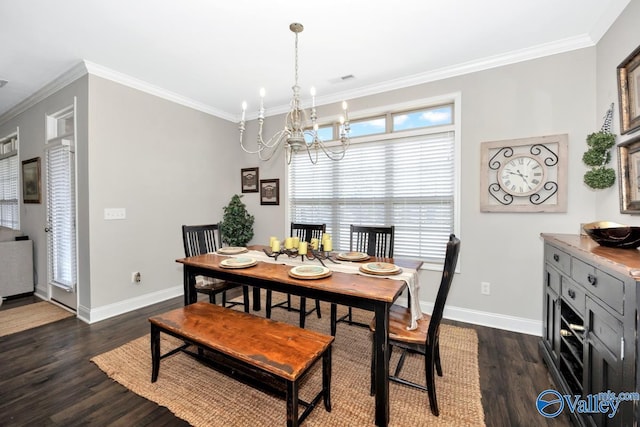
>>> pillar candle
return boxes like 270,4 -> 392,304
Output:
324,238 -> 332,252
269,236 -> 277,246
284,237 -> 293,250
292,236 -> 300,249
311,238 -> 319,250
271,239 -> 280,252
298,241 -> 308,255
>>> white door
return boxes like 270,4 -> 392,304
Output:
45,105 -> 78,310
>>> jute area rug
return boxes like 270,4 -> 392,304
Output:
92,297 -> 484,426
0,301 -> 74,337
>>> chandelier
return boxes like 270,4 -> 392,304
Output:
238,23 -> 350,164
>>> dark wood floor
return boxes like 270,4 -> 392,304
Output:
0,294 -> 571,426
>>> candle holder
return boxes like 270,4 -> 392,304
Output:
263,248 -> 304,261
308,248 -> 340,267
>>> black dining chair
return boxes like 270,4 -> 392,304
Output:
182,224 -> 250,312
330,225 -> 395,335
369,234 -> 460,416
265,222 -> 325,328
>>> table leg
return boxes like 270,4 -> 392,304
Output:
374,303 -> 390,426
253,286 -> 261,311
183,268 -> 197,306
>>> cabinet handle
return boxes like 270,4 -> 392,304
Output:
567,289 -> 576,299
553,254 -> 560,262
587,274 -> 597,286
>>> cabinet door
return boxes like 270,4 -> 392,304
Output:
585,297 -> 624,427
544,265 -> 561,365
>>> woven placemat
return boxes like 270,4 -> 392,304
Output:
92,298 -> 484,426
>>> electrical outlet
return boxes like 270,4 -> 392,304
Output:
131,272 -> 141,284
481,281 -> 490,295
104,208 -> 126,220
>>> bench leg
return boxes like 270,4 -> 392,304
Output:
286,380 -> 299,427
266,291 -> 273,319
151,324 -> 160,382
323,346 -> 332,411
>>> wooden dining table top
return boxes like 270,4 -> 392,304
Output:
176,245 -> 422,304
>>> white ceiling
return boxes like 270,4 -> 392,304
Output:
0,0 -> 630,122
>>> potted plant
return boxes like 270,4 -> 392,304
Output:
221,194 -> 254,246
583,104 -> 616,190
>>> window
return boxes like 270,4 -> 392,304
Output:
0,134 -> 19,229
289,100 -> 458,265
46,106 -> 77,291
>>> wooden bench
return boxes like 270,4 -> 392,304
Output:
149,302 -> 333,426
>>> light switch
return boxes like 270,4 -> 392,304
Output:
104,208 -> 126,220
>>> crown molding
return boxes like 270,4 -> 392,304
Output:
0,62 -> 87,126
302,34 -> 596,116
1,33 -> 600,126
83,61 -> 235,121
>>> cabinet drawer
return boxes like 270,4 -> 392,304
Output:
545,245 -> 571,276
562,277 -> 585,314
572,258 -> 624,315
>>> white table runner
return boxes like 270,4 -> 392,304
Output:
229,249 -> 423,330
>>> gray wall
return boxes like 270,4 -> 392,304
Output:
85,75 -> 241,318
595,0 -> 640,221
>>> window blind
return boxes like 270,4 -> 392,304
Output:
289,131 -> 455,263
46,142 -> 77,290
0,143 -> 18,229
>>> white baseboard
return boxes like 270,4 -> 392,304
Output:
80,287 -> 542,336
85,286 -> 184,324
407,298 -> 542,336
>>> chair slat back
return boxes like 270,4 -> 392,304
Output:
290,223 -> 326,243
349,225 -> 395,257
426,234 -> 461,346
182,224 -> 222,257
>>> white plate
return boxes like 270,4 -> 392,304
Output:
336,251 -> 370,261
217,247 -> 248,255
359,262 -> 401,275
288,265 -> 332,279
220,256 -> 257,269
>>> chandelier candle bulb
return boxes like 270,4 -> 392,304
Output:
241,102 -> 247,122
310,87 -> 316,107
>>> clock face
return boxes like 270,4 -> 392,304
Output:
497,155 -> 546,196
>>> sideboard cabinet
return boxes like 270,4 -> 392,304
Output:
540,234 -> 639,427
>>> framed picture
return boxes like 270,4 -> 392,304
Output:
241,167 -> 259,193
260,178 -> 279,205
618,135 -> 640,213
21,157 -> 41,204
617,44 -> 640,135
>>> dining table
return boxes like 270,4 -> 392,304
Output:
177,245 -> 423,427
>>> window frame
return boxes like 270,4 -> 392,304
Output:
0,132 -> 20,230
287,93 -> 461,271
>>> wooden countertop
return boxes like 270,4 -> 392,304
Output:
541,233 -> 640,280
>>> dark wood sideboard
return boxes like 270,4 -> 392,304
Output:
540,234 -> 639,427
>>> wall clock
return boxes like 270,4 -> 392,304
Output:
480,134 -> 568,212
